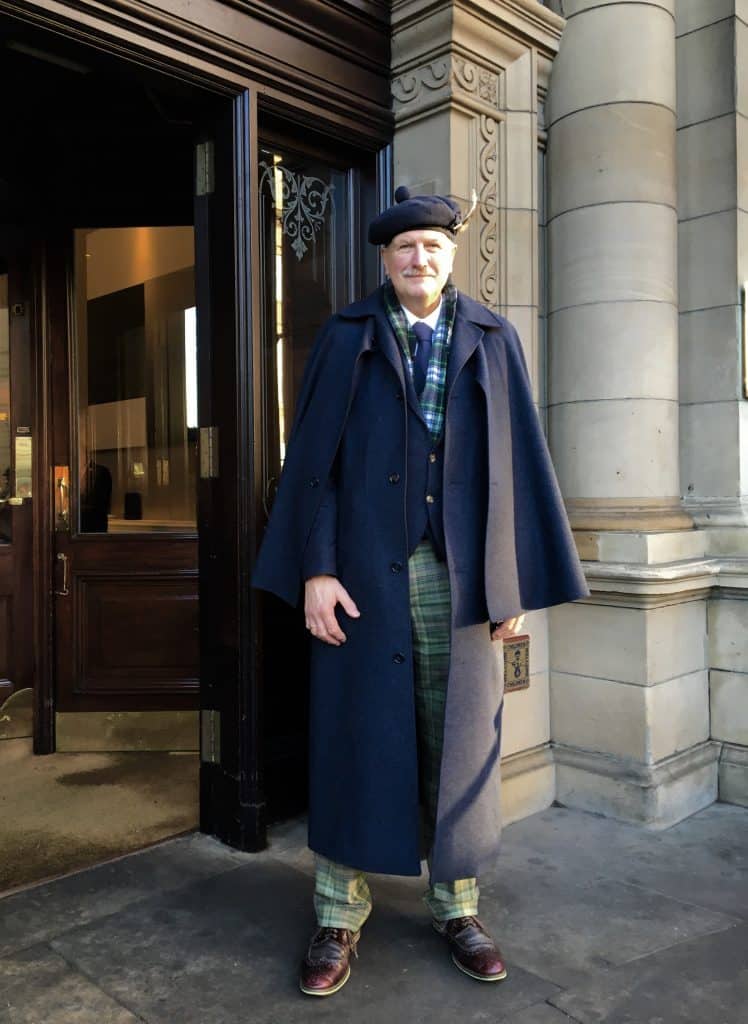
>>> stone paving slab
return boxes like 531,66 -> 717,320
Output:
550,921 -> 748,1024
1,805 -> 747,1024
504,1005 -> 581,1024
500,804 -> 748,921
480,870 -> 739,989
49,858 -> 560,1024
0,833 -> 249,958
0,945 -> 140,1024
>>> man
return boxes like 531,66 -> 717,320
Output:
252,187 -> 588,996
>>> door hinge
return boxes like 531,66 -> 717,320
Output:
199,426 -> 219,479
196,141 -> 215,196
201,709 -> 221,764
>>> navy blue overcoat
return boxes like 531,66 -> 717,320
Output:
252,286 -> 588,882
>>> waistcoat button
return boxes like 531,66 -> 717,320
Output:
426,494 -> 435,504
429,452 -> 437,463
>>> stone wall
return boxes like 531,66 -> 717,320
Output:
391,0 -> 564,823
676,0 -> 748,808
390,0 -> 748,825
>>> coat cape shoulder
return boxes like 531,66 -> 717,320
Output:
251,286 -> 588,614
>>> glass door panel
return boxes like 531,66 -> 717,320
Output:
258,146 -> 351,502
257,133 -> 377,820
0,275 -> 10,542
73,227 -> 198,534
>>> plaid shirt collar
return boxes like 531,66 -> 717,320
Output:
383,278 -> 457,442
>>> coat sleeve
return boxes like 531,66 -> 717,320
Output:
251,317 -> 360,606
502,321 -> 590,610
301,467 -> 338,580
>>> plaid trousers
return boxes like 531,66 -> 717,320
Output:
314,539 -> 479,929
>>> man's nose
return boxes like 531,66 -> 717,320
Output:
411,244 -> 428,265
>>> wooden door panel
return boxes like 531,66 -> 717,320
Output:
0,583 -> 11,686
75,572 -> 199,694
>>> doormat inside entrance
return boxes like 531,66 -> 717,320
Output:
0,738 -> 199,894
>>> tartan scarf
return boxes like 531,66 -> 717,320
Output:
383,278 -> 457,442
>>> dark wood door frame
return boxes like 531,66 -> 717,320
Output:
4,0 -> 391,851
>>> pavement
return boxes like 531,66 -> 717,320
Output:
0,803 -> 746,1024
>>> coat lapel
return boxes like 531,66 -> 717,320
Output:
447,305 -> 484,401
373,307 -> 427,425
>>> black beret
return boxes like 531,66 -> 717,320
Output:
368,186 -> 463,245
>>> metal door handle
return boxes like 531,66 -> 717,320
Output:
55,552 -> 70,596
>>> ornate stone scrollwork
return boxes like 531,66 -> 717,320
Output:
259,161 -> 335,261
392,55 -> 499,111
392,59 -> 450,105
478,114 -> 500,307
452,57 -> 499,108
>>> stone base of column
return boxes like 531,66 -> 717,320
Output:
681,499 -> 748,557
719,743 -> 748,807
554,741 -> 720,828
500,744 -> 555,825
575,528 -> 706,565
567,498 -> 693,535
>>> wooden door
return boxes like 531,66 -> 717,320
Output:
48,229 -> 200,718
256,116 -> 380,821
0,254 -> 34,717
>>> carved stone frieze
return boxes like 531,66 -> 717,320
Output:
478,114 -> 500,307
392,54 -> 501,115
452,56 -> 499,108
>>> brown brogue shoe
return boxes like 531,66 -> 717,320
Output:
299,926 -> 360,996
433,916 -> 507,982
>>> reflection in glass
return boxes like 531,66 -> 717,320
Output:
259,146 -> 348,506
74,227 -> 198,533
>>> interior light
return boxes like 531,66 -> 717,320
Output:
184,307 -> 198,429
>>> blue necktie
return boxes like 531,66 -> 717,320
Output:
412,321 -> 434,397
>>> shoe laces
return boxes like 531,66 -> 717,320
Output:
447,916 -> 495,953
307,927 -> 359,965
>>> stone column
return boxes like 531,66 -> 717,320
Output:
391,0 -> 565,823
546,0 -> 718,826
546,0 -> 689,535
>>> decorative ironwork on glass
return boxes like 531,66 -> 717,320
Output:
259,161 -> 335,261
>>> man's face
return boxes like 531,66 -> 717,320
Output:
381,229 -> 457,315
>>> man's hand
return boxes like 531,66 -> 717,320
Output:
491,614 -> 525,642
305,575 -> 360,646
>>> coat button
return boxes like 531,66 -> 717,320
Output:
390,561 -> 403,573
388,472 -> 401,484
426,494 -> 435,504
309,477 -> 320,488
393,652 -> 405,664
429,452 -> 437,463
